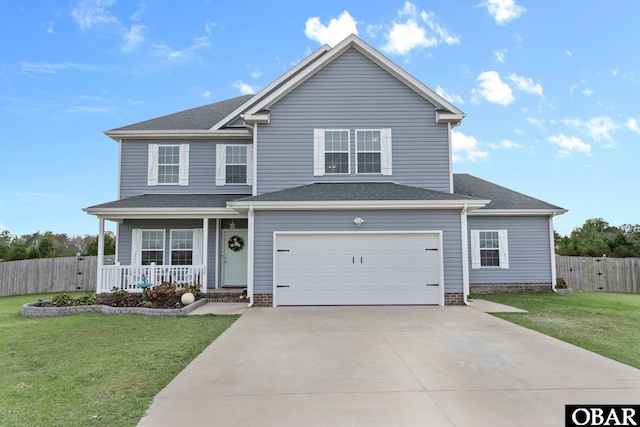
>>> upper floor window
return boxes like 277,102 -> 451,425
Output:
470,229 -> 509,269
324,130 -> 350,174
314,128 -> 392,176
356,130 -> 381,174
216,144 -> 253,186
147,144 -> 189,186
158,146 -> 180,184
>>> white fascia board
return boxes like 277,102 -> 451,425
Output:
210,44 -> 332,131
242,112 -> 270,124
469,209 -> 568,216
243,34 -> 464,118
228,199 -> 490,211
436,111 -> 465,126
103,129 -> 251,141
83,207 -> 243,220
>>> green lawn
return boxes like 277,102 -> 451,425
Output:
471,291 -> 640,370
0,293 -> 239,427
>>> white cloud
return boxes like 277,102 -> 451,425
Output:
232,80 -> 258,95
482,0 -> 527,25
451,130 -> 489,162
41,21 -> 54,34
564,116 -> 618,142
612,69 -> 619,77
526,117 -> 544,129
566,50 -> 573,57
493,49 -> 507,63
248,67 -> 262,79
151,36 -> 210,61
304,11 -> 358,47
471,71 -> 514,105
488,139 -> 523,149
201,90 -> 211,99
626,118 -> 640,134
569,84 -> 578,97
71,0 -> 118,31
514,128 -> 524,135
582,87 -> 594,96
129,3 -> 147,21
507,73 -> 543,97
20,62 -> 98,74
548,134 -> 592,158
381,2 -> 459,57
122,24 -> 146,53
435,86 -> 464,105
205,21 -> 217,35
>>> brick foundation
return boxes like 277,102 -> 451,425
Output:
252,293 -> 273,307
444,293 -> 464,305
470,283 -> 552,294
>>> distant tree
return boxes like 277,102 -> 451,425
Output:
84,232 -> 116,256
556,218 -> 640,258
6,239 -> 28,261
37,236 -> 56,258
27,247 -> 40,259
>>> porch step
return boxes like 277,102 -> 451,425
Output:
204,288 -> 248,303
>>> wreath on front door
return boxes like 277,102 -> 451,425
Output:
228,235 -> 244,252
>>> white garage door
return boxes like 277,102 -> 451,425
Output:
274,232 -> 442,306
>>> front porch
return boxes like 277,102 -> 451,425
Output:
98,264 -> 206,293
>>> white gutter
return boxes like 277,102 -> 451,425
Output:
247,205 -> 255,307
460,203 -> 471,306
549,212 -> 559,292
228,199 -> 490,212
104,129 -> 251,141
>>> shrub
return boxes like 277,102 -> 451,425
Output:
556,277 -> 568,289
52,293 -> 75,306
144,282 -> 201,308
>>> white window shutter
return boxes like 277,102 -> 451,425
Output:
179,144 -> 189,186
147,144 -> 158,186
470,230 -> 480,269
215,144 -> 226,186
193,229 -> 203,265
381,128 -> 393,176
498,229 -> 509,269
313,129 -> 325,176
131,228 -> 142,265
246,145 -> 254,186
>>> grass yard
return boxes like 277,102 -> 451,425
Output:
471,291 -> 640,370
0,293 -> 239,427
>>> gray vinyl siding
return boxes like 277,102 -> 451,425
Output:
256,48 -> 451,195
119,139 -> 252,199
118,219 -> 218,290
253,209 -> 463,295
467,216 -> 553,284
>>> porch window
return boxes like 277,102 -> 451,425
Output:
470,229 -> 509,269
141,230 -> 165,265
171,230 -> 193,265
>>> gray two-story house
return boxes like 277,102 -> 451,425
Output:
84,35 -> 566,306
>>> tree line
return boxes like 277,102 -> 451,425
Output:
555,218 -> 640,258
0,230 -> 115,261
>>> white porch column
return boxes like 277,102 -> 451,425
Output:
202,218 -> 209,293
247,205 -> 255,307
97,218 -> 105,293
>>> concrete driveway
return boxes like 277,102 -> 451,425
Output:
138,305 -> 640,427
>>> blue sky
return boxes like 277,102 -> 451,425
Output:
1,0 -> 639,238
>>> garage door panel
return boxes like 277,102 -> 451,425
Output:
275,233 -> 443,306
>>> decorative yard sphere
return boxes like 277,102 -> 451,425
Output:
181,292 -> 195,305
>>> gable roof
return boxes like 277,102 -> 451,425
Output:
453,174 -> 566,214
228,182 -> 488,211
214,34 -> 464,130
106,95 -> 253,133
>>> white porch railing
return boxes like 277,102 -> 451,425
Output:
98,265 -> 205,294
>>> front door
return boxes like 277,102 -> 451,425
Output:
223,230 -> 248,286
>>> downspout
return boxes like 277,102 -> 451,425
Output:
549,212 -> 558,292
460,203 -> 471,305
247,205 -> 255,307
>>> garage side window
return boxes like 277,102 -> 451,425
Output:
470,230 -> 509,269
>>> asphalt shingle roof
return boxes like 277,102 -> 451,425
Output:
110,95 -> 254,131
86,194 -> 247,210
234,182 -> 481,202
453,174 -> 564,210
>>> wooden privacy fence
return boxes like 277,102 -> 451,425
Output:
556,255 -> 640,293
0,256 -> 99,297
